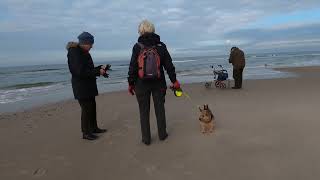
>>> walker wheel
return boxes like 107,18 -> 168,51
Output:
215,81 -> 220,88
205,82 -> 212,88
220,83 -> 226,89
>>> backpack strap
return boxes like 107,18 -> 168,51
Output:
137,42 -> 162,49
137,42 -> 145,49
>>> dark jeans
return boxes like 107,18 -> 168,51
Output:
135,81 -> 167,142
233,68 -> 244,88
78,98 -> 98,134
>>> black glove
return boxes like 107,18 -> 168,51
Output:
103,64 -> 111,78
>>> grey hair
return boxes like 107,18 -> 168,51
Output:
138,20 -> 155,35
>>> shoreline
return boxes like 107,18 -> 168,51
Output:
1,65 -> 319,115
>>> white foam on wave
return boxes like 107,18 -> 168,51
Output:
292,59 -> 320,67
173,60 -> 197,63
178,68 -> 212,76
0,83 -> 64,104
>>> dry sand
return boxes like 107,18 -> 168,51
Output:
0,66 -> 320,180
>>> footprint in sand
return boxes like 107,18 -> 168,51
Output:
33,168 -> 47,177
183,171 -> 193,176
19,169 -> 29,175
63,161 -> 72,167
112,129 -> 127,137
172,162 -> 185,169
39,154 -> 49,159
145,165 -> 157,175
24,130 -> 33,134
55,155 -> 72,166
123,121 -> 135,129
113,112 -> 120,120
55,155 -> 66,161
0,161 -> 15,167
25,123 -> 33,128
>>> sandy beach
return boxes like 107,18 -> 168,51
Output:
0,66 -> 320,180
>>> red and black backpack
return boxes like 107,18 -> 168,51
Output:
137,43 -> 161,80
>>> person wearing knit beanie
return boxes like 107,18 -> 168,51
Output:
78,32 -> 94,45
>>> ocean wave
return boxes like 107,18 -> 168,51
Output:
2,82 -> 57,90
25,68 -> 62,73
173,60 -> 197,63
0,95 -> 25,104
179,69 -> 213,77
116,63 -> 129,67
0,68 -> 63,76
245,65 -> 268,69
175,69 -> 195,74
102,81 -> 127,85
0,83 -> 65,104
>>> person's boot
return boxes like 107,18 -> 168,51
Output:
232,79 -> 241,89
83,133 -> 98,140
93,128 -> 107,134
142,138 -> 151,146
159,133 -> 168,141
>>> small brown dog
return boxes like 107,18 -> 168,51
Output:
199,104 -> 215,134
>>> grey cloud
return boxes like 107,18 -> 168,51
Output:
0,0 -> 320,65
224,23 -> 320,43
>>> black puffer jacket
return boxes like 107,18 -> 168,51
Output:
127,33 -> 177,88
67,42 -> 101,100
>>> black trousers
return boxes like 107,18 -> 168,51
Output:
78,98 -> 98,134
233,68 -> 244,88
135,81 -> 167,142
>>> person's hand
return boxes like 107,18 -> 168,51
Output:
100,68 -> 106,76
128,85 -> 135,95
170,80 -> 181,90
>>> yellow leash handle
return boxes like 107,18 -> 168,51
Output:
171,86 -> 200,109
180,90 -> 200,110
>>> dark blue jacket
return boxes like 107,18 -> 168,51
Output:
67,42 -> 101,100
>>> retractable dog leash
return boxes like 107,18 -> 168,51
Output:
171,87 -> 200,110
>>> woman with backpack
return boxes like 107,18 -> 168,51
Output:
127,20 -> 180,145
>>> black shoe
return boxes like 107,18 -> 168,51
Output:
159,133 -> 168,141
83,134 -> 98,140
93,128 -> 107,134
142,139 -> 151,146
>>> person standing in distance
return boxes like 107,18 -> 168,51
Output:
229,47 -> 246,89
66,32 -> 107,140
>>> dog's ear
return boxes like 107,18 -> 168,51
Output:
198,106 -> 203,112
204,104 -> 208,110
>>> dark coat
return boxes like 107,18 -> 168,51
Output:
127,33 -> 177,88
67,42 -> 101,100
229,48 -> 246,69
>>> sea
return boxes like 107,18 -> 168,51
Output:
1,51 -> 320,113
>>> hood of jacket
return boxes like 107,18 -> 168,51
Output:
138,33 -> 161,46
66,42 -> 79,50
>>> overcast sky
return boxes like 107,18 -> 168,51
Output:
0,0 -> 319,66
